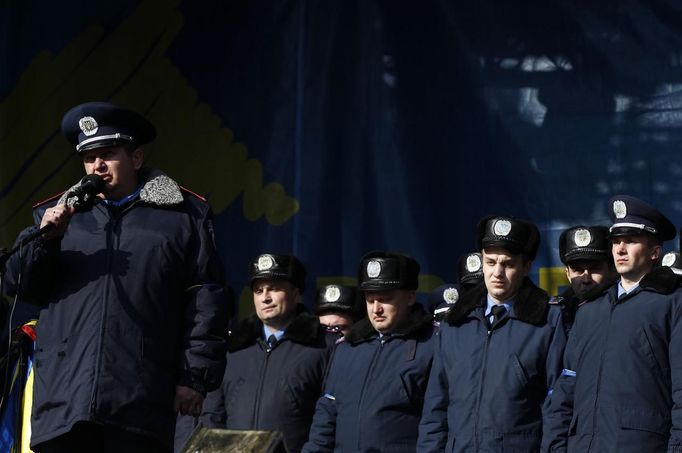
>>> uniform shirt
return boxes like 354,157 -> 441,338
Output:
484,295 -> 513,323
263,326 -> 285,342
617,281 -> 639,298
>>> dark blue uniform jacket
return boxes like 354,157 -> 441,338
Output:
201,308 -> 333,453
417,278 -> 567,452
544,267 -> 682,453
303,306 -> 435,453
2,169 -> 228,449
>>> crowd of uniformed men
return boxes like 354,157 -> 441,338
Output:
4,102 -> 682,453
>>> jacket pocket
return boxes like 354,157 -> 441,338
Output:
400,369 -> 427,407
618,407 -> 670,451
225,377 -> 245,415
620,406 -> 670,435
502,426 -> 541,452
510,354 -> 530,387
630,327 -> 670,378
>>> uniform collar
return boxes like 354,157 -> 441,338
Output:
445,278 -> 549,327
484,295 -> 513,317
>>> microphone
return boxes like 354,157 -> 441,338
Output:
68,174 -> 105,211
70,174 -> 105,199
0,175 -> 106,264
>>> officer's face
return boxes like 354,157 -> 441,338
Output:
318,313 -> 354,336
365,289 -> 416,334
253,279 -> 299,330
565,259 -> 616,299
611,235 -> 661,282
82,146 -> 143,201
482,248 -> 531,303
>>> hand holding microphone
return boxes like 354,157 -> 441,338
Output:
38,174 -> 104,240
39,204 -> 75,239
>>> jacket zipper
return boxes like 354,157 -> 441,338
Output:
89,201 -> 139,416
356,337 -> 385,450
253,339 -> 273,427
588,293 -> 617,451
473,323 -> 493,452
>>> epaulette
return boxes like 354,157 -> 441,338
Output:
179,186 -> 207,202
548,296 -> 563,305
32,191 -> 67,209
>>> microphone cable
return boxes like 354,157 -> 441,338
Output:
0,239 -> 24,412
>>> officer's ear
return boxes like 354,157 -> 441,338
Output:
522,256 -> 532,276
650,245 -> 662,262
406,290 -> 416,307
647,235 -> 662,261
131,147 -> 144,170
289,284 -> 302,304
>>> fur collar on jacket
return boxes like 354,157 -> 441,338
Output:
444,277 -> 549,327
584,266 -> 682,302
228,306 -> 323,352
58,168 -> 184,207
344,306 -> 432,345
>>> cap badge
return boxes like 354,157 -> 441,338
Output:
78,116 -> 99,136
662,252 -> 677,268
367,260 -> 381,278
324,286 -> 341,302
613,200 -> 627,219
443,287 -> 459,304
466,254 -> 482,272
493,219 -> 512,236
573,229 -> 592,247
257,255 -> 274,271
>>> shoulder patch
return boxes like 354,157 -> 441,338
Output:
179,186 -> 207,202
33,191 -> 66,209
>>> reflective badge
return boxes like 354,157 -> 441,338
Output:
443,287 -> 459,304
493,219 -> 512,236
367,260 -> 381,278
78,116 -> 99,136
466,254 -> 482,272
613,200 -> 627,219
324,285 -> 341,302
573,229 -> 592,247
257,255 -> 274,271
662,252 -> 677,268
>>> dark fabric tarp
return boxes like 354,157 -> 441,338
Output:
2,0 -> 682,310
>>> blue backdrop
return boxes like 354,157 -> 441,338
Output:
2,0 -> 682,314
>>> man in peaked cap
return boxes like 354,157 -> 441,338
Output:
546,195 -> 682,452
418,216 -> 567,452
2,102 -> 228,452
201,254 -> 333,453
304,251 -> 435,452
315,284 -> 363,337
556,225 -> 617,331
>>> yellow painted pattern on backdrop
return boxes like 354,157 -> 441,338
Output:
0,0 -> 298,248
